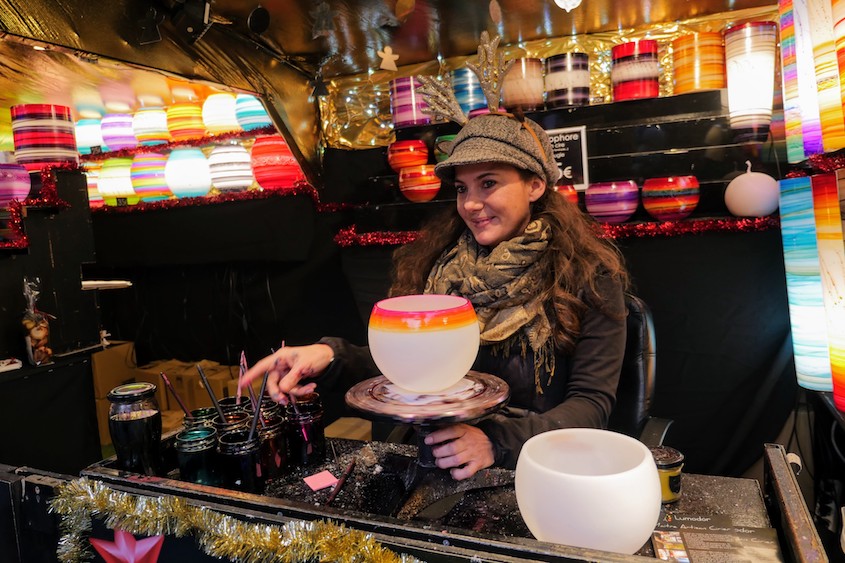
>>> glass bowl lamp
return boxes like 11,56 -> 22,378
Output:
235,94 -> 273,131
133,108 -> 171,146
10,104 -> 79,171
368,294 -> 480,393
100,113 -> 137,151
515,428 -> 661,554
250,135 -> 304,190
98,157 -> 138,205
208,143 -> 254,192
130,153 -> 171,202
202,93 -> 241,134
75,119 -> 106,155
165,147 -> 212,198
0,162 -> 32,208
166,102 -> 205,141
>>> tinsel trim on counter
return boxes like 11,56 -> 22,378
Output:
48,478 -> 423,563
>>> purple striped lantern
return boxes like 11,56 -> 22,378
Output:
389,77 -> 431,128
100,114 -> 137,151
0,163 -> 32,208
130,153 -> 171,202
10,104 -> 78,171
642,176 -> 700,221
585,181 -> 639,223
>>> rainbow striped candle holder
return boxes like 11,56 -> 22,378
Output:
130,153 -> 171,202
611,40 -> 660,102
387,139 -> 429,173
10,104 -> 78,171
133,108 -> 171,146
398,164 -> 440,203
208,143 -> 254,192
585,181 -> 639,223
545,53 -> 590,108
672,32 -> 726,94
100,113 -> 137,151
389,77 -> 431,128
451,68 -> 487,116
166,102 -> 205,141
724,22 -> 778,142
368,294 -> 480,393
0,163 -> 31,208
778,176 -> 832,391
502,58 -> 545,111
642,176 -> 699,221
250,135 -> 304,190
235,94 -> 273,131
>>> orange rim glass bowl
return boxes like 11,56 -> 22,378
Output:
387,139 -> 429,173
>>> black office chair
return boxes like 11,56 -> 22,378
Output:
607,293 -> 672,447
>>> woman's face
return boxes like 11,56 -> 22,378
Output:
454,162 -> 546,248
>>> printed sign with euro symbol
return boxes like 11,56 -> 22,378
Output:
545,125 -> 589,191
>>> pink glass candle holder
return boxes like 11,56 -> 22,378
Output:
611,40 -> 660,102
502,58 -> 545,111
0,163 -> 31,208
672,32 -> 726,94
387,139 -> 429,173
11,104 -> 79,171
389,77 -> 431,128
398,164 -> 440,203
585,181 -> 639,223
642,175 -> 700,221
368,294 -> 480,393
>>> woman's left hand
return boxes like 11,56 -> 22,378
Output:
424,424 -> 494,480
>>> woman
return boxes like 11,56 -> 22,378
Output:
241,112 -> 629,480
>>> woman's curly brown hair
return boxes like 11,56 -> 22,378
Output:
389,176 -> 630,352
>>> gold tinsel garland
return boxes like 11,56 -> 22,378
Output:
48,478 -> 424,563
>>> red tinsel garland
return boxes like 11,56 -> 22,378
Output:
90,181 -> 320,214
23,162 -> 78,209
0,199 -> 30,250
334,216 -> 780,247
79,126 -> 278,162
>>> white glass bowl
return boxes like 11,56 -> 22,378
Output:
515,428 -> 662,554
368,294 -> 479,393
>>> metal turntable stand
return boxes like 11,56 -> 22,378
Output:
345,370 -> 509,469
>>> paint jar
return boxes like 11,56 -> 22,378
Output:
183,406 -> 217,429
175,426 -> 221,486
107,382 -> 163,476
217,429 -> 263,493
212,411 -> 250,436
650,445 -> 684,503
218,396 -> 253,414
258,415 -> 288,480
285,393 -> 326,467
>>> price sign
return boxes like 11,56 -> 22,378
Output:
545,125 -> 589,191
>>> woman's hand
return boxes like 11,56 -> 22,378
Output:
238,344 -> 334,403
424,424 -> 495,480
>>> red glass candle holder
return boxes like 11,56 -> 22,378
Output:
642,176 -> 699,221
398,164 -> 440,203
387,139 -> 429,173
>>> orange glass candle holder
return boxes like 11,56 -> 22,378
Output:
398,164 -> 440,202
387,139 -> 429,173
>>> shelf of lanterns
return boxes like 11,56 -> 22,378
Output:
75,92 -> 306,209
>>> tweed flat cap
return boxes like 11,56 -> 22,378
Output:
434,113 -> 562,187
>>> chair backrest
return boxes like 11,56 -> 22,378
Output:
607,294 -> 657,438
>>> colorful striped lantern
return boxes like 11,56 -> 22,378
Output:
585,181 -> 639,223
812,173 -> 845,408
724,22 -> 779,142
778,176 -> 832,390
98,157 -> 137,205
0,162 -> 31,208
398,164 -> 440,203
100,114 -> 137,151
641,176 -> 699,221
250,135 -> 304,190
208,143 -> 254,192
611,40 -> 660,102
387,139 -> 429,173
133,108 -> 171,146
451,68 -> 487,116
165,147 -> 211,198
389,77 -> 431,128
10,104 -> 78,171
806,0 -> 845,152
166,102 -> 205,141
202,93 -> 241,134
672,32 -> 726,94
235,94 -> 272,131
75,119 -> 106,155
130,152 -> 171,202
83,162 -> 104,208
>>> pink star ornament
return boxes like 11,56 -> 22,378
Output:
90,528 -> 164,563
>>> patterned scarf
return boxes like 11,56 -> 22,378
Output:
425,219 -> 556,393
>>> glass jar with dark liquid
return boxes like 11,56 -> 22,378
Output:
217,429 -> 263,493
107,382 -> 163,476
285,393 -> 326,467
175,426 -> 221,486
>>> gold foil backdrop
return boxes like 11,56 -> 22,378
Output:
319,5 -> 778,149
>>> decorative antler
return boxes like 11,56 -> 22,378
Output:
466,31 -> 513,112
417,75 -> 468,126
